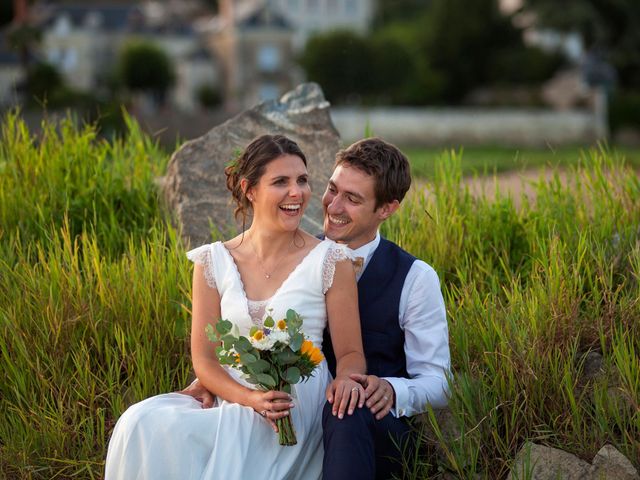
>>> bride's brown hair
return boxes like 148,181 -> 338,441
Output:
225,134 -> 307,229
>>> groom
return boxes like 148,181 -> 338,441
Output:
319,138 -> 450,480
183,138 -> 450,479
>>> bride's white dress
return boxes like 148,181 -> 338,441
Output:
105,239 -> 352,480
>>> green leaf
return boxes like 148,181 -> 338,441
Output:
239,352 -> 257,365
286,309 -> 303,329
284,366 -> 301,384
256,373 -> 276,388
264,316 -> 275,328
249,359 -> 270,373
236,337 -> 252,352
281,383 -> 292,394
276,349 -> 300,365
249,326 -> 259,337
290,333 -> 303,352
216,319 -> 232,335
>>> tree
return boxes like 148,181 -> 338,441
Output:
373,0 -> 430,27
117,40 -> 176,104
421,0 -> 525,102
25,62 -> 63,103
1,1 -> 13,27
298,30 -> 376,104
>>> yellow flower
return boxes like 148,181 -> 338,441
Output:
276,319 -> 287,330
234,353 -> 240,364
301,340 -> 324,365
252,330 -> 264,341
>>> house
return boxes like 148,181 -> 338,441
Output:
38,2 -> 218,111
266,0 -> 374,50
199,0 -> 297,110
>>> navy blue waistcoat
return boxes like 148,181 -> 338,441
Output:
323,237 -> 416,378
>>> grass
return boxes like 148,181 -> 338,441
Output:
1,112 -> 639,478
405,144 -> 640,179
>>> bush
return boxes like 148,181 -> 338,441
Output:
24,62 -> 64,104
196,84 -> 222,109
117,40 -> 175,101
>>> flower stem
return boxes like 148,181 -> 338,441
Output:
277,415 -> 297,446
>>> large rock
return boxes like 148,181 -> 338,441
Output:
591,444 -> 639,480
510,442 -> 592,480
162,83 -> 341,246
510,442 -> 639,480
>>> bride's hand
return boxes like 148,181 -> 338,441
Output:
246,389 -> 294,432
325,376 -> 365,419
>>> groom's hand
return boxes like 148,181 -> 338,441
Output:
178,378 -> 215,409
350,374 -> 395,420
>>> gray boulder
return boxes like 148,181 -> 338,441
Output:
510,442 -> 639,480
162,83 -> 341,246
591,444 -> 639,480
510,442 -> 592,480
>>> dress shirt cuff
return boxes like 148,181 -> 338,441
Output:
384,377 -> 409,418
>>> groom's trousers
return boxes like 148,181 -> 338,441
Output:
322,401 -> 414,480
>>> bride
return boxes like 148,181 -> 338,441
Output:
105,135 -> 366,479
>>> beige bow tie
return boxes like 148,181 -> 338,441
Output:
352,256 -> 364,276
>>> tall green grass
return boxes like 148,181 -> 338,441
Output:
1,113 -> 638,478
384,149 -> 640,478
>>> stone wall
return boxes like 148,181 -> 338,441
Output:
330,107 -> 605,147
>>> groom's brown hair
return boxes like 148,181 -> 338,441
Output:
335,138 -> 411,210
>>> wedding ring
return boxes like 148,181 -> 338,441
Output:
383,395 -> 389,401
260,410 -> 267,417
351,387 -> 358,392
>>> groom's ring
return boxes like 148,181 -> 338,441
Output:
351,387 -> 358,393
260,410 -> 267,417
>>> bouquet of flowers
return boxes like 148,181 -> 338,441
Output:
206,309 -> 324,446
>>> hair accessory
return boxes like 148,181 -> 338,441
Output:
225,147 -> 243,174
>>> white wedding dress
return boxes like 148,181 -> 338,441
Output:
105,239 -> 352,480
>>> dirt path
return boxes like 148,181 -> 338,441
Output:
416,167 -> 638,209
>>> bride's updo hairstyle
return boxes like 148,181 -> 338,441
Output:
225,134 -> 307,227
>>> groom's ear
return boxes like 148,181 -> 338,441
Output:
376,200 -> 400,221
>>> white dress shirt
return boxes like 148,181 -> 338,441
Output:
351,233 -> 451,417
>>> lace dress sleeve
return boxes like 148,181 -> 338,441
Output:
186,244 -> 216,289
322,242 -> 355,294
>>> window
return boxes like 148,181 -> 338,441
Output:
257,45 -> 281,72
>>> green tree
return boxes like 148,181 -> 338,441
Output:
0,1 -> 13,27
117,40 -> 175,103
24,62 -> 63,102
373,0 -> 430,26
422,0 -> 525,102
299,30 -> 376,104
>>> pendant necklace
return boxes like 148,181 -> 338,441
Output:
250,235 -> 294,280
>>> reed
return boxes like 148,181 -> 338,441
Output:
1,113 -> 638,478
